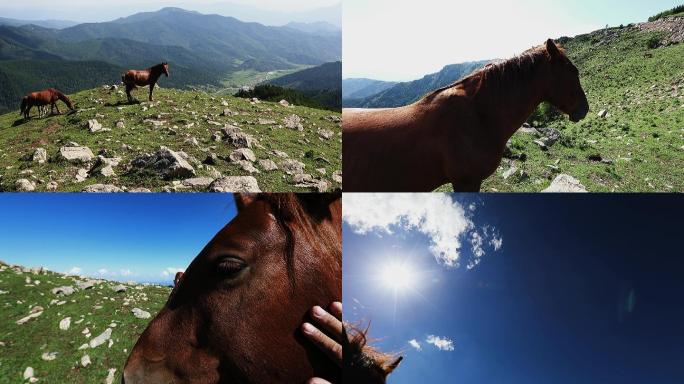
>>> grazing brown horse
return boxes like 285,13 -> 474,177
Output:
123,193 -> 342,384
20,88 -> 75,119
343,39 -> 590,192
122,62 -> 169,103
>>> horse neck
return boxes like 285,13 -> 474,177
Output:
149,67 -> 163,81
472,63 -> 547,143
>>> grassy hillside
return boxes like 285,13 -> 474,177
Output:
435,17 -> 684,192
0,60 -> 124,114
0,261 -> 170,383
0,86 -> 342,192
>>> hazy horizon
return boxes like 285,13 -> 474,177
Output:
344,0 -> 684,81
0,0 -> 341,26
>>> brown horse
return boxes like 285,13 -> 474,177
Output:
20,88 -> 75,119
123,193 -> 342,384
122,62 -> 169,103
343,39 -> 590,192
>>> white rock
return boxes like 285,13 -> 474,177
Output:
23,367 -> 34,380
105,368 -> 117,384
59,317 -> 71,331
52,286 -> 75,296
542,174 -> 588,193
41,352 -> 57,361
229,148 -> 256,163
16,311 -> 43,324
89,328 -> 112,348
209,177 -> 261,193
132,308 -> 151,319
15,179 -> 36,192
32,148 -> 47,163
81,354 -> 91,367
58,146 -> 94,164
112,284 -> 127,293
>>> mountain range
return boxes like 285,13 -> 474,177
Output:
342,60 -> 489,108
0,7 -> 341,113
0,17 -> 78,29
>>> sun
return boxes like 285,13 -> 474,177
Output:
379,261 -> 417,292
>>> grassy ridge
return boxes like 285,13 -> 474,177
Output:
0,261 -> 170,383
438,20 -> 684,192
0,86 -> 342,192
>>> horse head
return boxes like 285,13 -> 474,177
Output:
162,62 -> 169,77
542,39 -> 589,122
20,97 -> 28,117
123,193 -> 342,384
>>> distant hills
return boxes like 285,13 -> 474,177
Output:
0,7 -> 341,113
265,61 -> 342,110
0,17 -> 78,29
342,78 -> 397,100
343,61 -> 488,108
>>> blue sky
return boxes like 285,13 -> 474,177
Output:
344,0 -> 684,80
343,194 -> 684,383
0,194 -> 235,284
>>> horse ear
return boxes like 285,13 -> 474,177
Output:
174,271 -> 184,287
546,38 -> 560,58
234,193 -> 259,211
385,356 -> 403,375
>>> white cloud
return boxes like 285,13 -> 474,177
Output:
491,236 -> 503,251
67,267 -> 82,275
344,194 -> 470,267
161,267 -> 185,277
120,269 -> 132,276
97,268 -> 109,275
426,335 -> 454,351
344,194 -> 503,268
409,339 -> 422,351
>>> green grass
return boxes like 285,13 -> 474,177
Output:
437,26 -> 684,192
0,87 -> 341,192
0,261 -> 171,383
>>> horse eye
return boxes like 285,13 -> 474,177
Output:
217,257 -> 247,277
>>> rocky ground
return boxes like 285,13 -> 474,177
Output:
0,87 -> 342,192
0,261 -> 170,383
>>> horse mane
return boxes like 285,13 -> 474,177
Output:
422,42 -> 566,102
258,193 -> 342,288
150,62 -> 167,71
344,323 -> 401,381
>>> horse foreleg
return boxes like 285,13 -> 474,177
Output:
125,84 -> 134,103
149,83 -> 155,102
54,103 -> 61,115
